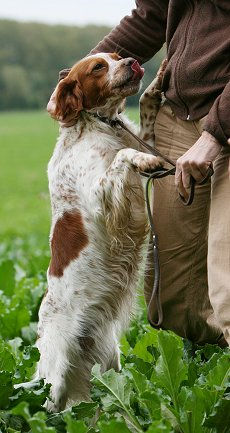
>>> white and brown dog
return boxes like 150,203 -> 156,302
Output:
36,53 -> 165,411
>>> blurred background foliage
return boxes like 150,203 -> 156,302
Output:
0,19 -> 165,110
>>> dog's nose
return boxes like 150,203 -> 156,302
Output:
123,57 -> 135,67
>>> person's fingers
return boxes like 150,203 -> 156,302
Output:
179,177 -> 189,200
176,158 -> 190,192
188,160 -> 214,184
175,163 -> 182,188
181,168 -> 191,190
175,169 -> 189,199
59,68 -> 71,81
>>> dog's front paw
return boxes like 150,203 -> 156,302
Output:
132,153 -> 163,172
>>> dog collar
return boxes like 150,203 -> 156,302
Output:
87,112 -> 122,128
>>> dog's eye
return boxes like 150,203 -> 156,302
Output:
92,63 -> 104,71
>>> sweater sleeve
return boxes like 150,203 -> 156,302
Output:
91,0 -> 169,64
203,81 -> 230,146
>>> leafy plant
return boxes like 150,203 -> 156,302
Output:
0,238 -> 229,433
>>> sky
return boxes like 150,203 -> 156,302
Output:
0,0 -> 136,27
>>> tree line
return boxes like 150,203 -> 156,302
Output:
0,19 -> 164,110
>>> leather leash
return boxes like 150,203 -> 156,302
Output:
89,112 -> 214,328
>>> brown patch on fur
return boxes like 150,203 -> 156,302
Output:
49,210 -> 88,277
109,52 -> 122,61
54,79 -> 83,121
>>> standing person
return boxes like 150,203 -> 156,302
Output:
58,0 -> 230,346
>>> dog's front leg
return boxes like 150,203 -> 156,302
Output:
91,148 -> 163,235
139,59 -> 167,143
91,148 -> 163,203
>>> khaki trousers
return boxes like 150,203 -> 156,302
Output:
145,102 -> 230,346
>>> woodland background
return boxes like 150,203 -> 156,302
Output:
0,19 -> 164,111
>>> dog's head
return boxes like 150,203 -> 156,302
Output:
47,53 -> 144,123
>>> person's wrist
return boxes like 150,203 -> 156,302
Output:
59,68 -> 71,81
201,130 -> 222,149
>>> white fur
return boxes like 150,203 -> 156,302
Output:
36,54 -> 164,411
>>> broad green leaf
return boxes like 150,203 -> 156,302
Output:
11,401 -> 31,420
0,302 -> 30,339
63,412 -> 87,433
186,359 -> 199,387
0,260 -> 15,296
0,371 -> 14,409
9,380 -> 50,411
120,335 -> 130,357
21,322 -> 37,344
29,411 -> 56,433
16,277 -> 45,318
7,338 -> 23,359
195,344 -> 223,362
14,346 -> 40,383
0,339 -> 16,372
139,390 -> 161,420
151,331 -> 187,411
126,367 -> 150,394
91,364 -> 141,432
125,320 -> 151,349
71,401 -> 99,419
205,353 -> 230,390
125,355 -> 154,379
1,413 -> 25,433
146,419 -> 172,432
133,329 -> 158,363
204,398 -> 230,432
98,418 -> 132,433
92,365 -> 132,408
178,386 -> 215,433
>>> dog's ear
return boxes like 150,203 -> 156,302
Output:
52,78 -> 83,121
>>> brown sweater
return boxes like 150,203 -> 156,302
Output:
92,0 -> 230,146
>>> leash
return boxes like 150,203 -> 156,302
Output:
89,112 -> 213,328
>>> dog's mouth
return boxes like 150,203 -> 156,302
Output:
113,60 -> 145,90
131,60 -> 145,80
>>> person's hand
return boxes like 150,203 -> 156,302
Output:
59,68 -> 71,81
175,131 -> 222,199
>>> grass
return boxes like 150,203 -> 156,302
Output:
0,107 -> 139,242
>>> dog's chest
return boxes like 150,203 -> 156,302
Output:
48,126 -> 129,204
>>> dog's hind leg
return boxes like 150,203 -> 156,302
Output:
36,324 -> 69,412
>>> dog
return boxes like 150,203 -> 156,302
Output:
36,53 -> 166,411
